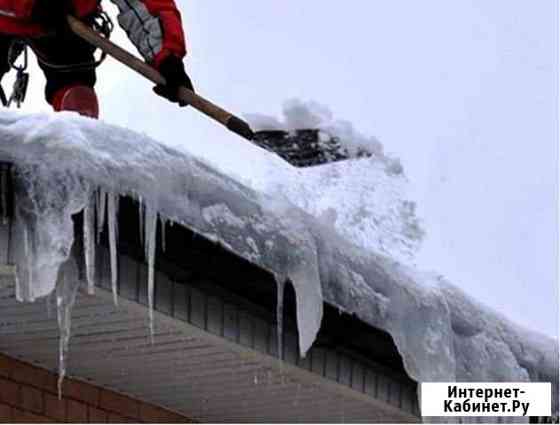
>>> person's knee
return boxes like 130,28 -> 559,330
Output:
51,84 -> 99,119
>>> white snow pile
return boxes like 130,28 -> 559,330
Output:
247,98 -> 388,158
246,99 -> 424,262
0,110 -> 557,416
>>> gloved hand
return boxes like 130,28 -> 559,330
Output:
153,55 -> 194,107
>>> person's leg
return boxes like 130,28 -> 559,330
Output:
49,84 -> 99,118
30,26 -> 99,118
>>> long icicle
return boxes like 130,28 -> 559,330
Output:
144,205 -> 158,344
15,224 -> 26,302
83,195 -> 96,295
56,258 -> 81,400
20,225 -> 35,302
12,189 -> 22,302
107,193 -> 119,306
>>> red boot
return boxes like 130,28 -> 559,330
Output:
51,85 -> 99,119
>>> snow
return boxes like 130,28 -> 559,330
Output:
254,156 -> 424,262
0,110 -> 556,417
246,100 -> 424,262
246,99 -> 385,159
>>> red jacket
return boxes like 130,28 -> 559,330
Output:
0,0 -> 186,67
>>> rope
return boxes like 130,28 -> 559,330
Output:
5,40 -> 29,108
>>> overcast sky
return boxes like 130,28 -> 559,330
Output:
16,0 -> 558,337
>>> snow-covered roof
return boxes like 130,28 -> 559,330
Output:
0,110 -> 556,416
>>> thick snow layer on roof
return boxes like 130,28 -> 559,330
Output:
0,110 -> 557,416
0,110 -> 323,356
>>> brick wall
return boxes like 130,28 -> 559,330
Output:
0,354 -> 194,423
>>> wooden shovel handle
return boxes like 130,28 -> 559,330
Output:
66,15 -> 254,140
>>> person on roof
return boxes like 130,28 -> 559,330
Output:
0,0 -> 194,118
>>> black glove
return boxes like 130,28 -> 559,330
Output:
153,55 -> 194,107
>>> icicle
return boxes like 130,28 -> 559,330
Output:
159,215 -> 167,253
13,210 -> 38,303
144,205 -> 158,343
21,226 -> 35,302
107,193 -> 119,306
96,189 -> 106,244
55,257 -> 81,399
11,186 -> 22,302
22,226 -> 30,300
275,276 -> 286,360
56,294 -> 65,398
12,166 -> 90,303
0,166 -> 7,225
14,226 -> 24,302
83,197 -> 96,295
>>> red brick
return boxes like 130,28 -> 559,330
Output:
11,361 -> 40,385
11,363 -> 53,392
0,403 -> 12,422
0,378 -> 19,406
99,390 -> 139,419
64,379 -> 100,406
0,356 -> 12,378
20,385 -> 43,414
88,407 -> 108,423
139,404 -> 186,423
67,399 -> 88,423
44,393 -> 66,422
108,413 -> 135,423
12,408 -> 52,423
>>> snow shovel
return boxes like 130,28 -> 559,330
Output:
68,16 -> 360,167
66,15 -> 255,141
